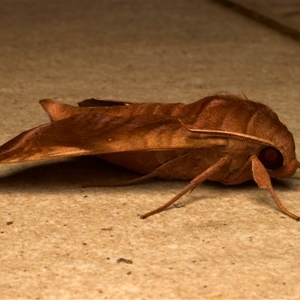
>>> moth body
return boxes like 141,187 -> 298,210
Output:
0,94 -> 299,220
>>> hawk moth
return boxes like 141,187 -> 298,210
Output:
0,94 -> 299,220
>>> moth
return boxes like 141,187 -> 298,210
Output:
0,94 -> 299,220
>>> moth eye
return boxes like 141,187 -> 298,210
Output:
258,147 -> 284,170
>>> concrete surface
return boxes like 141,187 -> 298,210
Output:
1,1 -> 300,299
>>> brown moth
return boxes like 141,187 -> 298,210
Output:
0,94 -> 299,220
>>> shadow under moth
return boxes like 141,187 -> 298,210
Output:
0,94 -> 299,220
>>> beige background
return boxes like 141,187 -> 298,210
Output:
1,1 -> 300,299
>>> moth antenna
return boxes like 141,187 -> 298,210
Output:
178,119 -> 189,130
178,119 -> 275,147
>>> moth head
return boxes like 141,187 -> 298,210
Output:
259,145 -> 299,179
247,105 -> 299,178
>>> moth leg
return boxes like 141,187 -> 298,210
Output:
83,171 -> 159,187
141,156 -> 230,219
83,154 -> 190,187
251,155 -> 300,221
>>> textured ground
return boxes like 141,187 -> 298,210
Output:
1,1 -> 300,299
